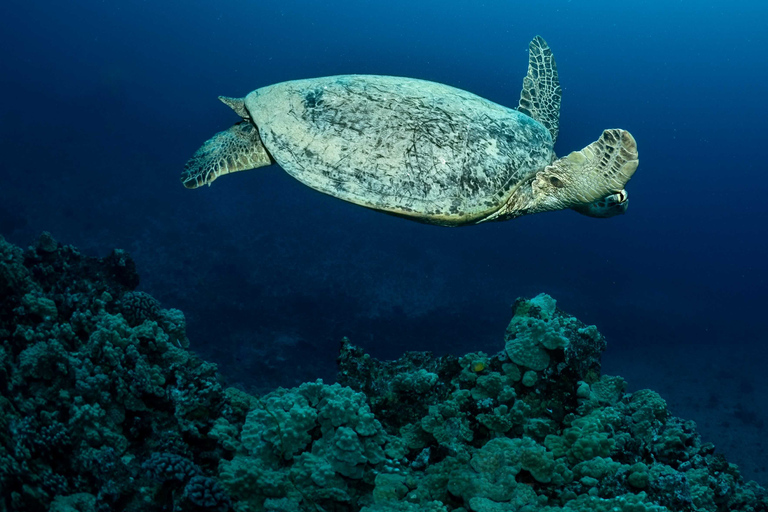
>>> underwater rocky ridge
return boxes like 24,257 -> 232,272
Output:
0,232 -> 766,512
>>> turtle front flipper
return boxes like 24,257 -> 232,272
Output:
530,129 -> 638,214
518,36 -> 562,144
181,122 -> 273,189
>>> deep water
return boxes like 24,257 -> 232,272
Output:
1,0 -> 767,484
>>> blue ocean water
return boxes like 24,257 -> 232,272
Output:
1,0 -> 766,483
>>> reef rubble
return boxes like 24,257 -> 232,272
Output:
0,233 -> 766,512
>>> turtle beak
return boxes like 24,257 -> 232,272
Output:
605,189 -> 629,216
569,189 -> 629,218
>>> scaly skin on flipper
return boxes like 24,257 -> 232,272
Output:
182,122 -> 273,189
518,36 -> 562,144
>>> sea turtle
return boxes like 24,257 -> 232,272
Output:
182,36 -> 638,226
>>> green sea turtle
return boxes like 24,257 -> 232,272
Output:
182,36 -> 638,226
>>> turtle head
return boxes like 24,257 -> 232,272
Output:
571,189 -> 629,218
521,129 -> 637,218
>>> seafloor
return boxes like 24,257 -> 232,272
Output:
1,233 -> 766,512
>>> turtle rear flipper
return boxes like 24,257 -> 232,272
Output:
181,122 -> 273,189
518,35 -> 562,144
531,129 -> 638,213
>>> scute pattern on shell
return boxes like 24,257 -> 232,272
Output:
245,75 -> 555,224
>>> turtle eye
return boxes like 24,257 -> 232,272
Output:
549,176 -> 564,188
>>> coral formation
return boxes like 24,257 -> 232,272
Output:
1,233 -> 766,512
0,233 -> 240,511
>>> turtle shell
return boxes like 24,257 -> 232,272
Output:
245,75 -> 554,225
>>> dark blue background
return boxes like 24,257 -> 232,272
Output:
1,0 -> 766,482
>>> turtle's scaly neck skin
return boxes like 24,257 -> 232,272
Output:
482,129 -> 639,223
478,177 -> 539,222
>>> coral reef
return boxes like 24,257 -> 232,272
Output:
1,233 -> 766,512
0,233 -> 241,511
